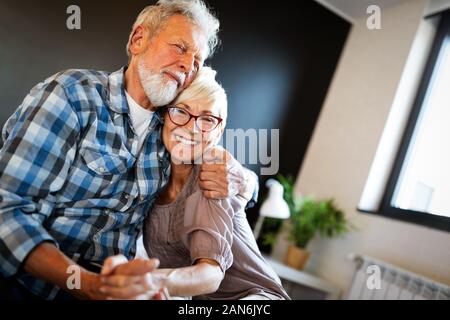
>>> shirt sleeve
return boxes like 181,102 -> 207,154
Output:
0,80 -> 80,277
182,190 -> 248,273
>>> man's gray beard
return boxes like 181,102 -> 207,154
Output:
137,59 -> 178,107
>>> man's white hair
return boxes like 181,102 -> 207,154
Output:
174,66 -> 227,126
126,0 -> 220,59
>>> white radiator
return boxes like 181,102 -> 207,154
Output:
346,254 -> 450,300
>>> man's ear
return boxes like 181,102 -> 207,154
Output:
129,25 -> 149,56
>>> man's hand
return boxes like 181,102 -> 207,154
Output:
199,146 -> 256,200
78,270 -> 109,300
99,254 -> 166,300
21,242 -> 111,300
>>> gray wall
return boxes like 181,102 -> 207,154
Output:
0,0 -> 140,128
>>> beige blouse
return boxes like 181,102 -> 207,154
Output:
144,165 -> 290,300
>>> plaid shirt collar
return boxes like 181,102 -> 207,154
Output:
107,67 -> 129,114
107,67 -> 165,124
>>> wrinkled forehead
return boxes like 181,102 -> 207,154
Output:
159,15 -> 209,62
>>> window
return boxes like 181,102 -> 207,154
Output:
379,11 -> 450,232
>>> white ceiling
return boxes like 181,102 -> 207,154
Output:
314,0 -> 404,23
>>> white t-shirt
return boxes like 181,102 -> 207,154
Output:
135,234 -> 149,259
125,91 -> 153,259
125,90 -> 154,152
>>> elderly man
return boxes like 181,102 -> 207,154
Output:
0,0 -> 256,300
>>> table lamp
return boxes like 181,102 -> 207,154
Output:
253,179 -> 290,240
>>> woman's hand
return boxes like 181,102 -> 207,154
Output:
152,287 -> 171,300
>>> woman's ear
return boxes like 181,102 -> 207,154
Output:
129,25 -> 148,56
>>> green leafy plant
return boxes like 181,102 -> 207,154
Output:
277,174 -> 352,249
260,217 -> 282,247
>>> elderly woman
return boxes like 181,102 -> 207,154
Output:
103,67 -> 290,300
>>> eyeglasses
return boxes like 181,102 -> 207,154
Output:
166,106 -> 223,132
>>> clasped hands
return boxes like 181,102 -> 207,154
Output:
92,254 -> 169,300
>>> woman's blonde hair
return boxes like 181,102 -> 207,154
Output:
174,66 -> 227,126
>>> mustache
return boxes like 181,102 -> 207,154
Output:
162,70 -> 186,87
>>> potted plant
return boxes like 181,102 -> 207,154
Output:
277,175 -> 352,270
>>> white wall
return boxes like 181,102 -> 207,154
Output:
277,0 -> 450,295
426,0 -> 450,16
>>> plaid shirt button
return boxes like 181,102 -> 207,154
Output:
98,166 -> 105,173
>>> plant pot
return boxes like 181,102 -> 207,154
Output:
285,245 -> 310,270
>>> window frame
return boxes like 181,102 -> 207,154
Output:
376,11 -> 450,232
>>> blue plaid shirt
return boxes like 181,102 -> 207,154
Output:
0,67 -> 170,299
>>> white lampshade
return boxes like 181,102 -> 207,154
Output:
253,179 -> 291,240
259,179 -> 290,219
